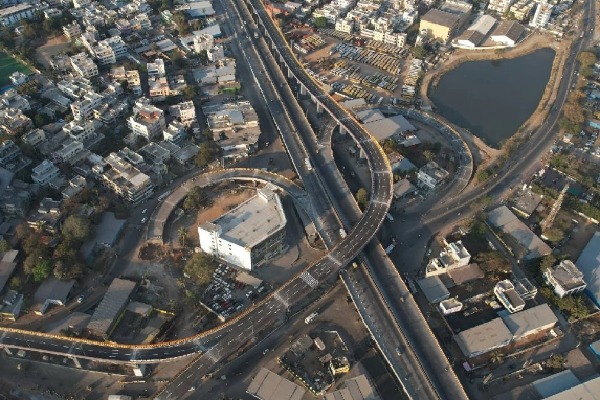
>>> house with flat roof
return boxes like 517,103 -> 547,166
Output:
419,9 -> 461,42
532,370 -> 581,398
455,318 -> 513,359
544,260 -> 586,298
417,161 -> 449,191
417,275 -> 450,303
490,20 -> 525,46
494,280 -> 525,313
511,187 -> 543,218
87,278 -> 136,338
198,184 -> 287,270
0,289 -> 23,321
426,240 -> 471,277
502,303 -> 558,341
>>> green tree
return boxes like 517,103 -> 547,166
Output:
62,216 -> 92,243
195,140 -> 221,168
178,226 -> 189,246
475,251 -> 510,279
412,46 -> 427,59
423,150 -> 435,162
356,187 -> 369,210
182,85 -> 197,101
0,239 -> 9,253
8,276 -> 22,290
53,260 -> 84,280
32,260 -> 52,282
545,354 -> 565,372
313,16 -> 327,28
538,255 -> 557,274
184,252 -> 218,286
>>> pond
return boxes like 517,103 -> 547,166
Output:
430,48 -> 555,148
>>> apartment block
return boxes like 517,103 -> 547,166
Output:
31,160 -> 60,186
544,260 -> 586,298
127,98 -> 166,140
70,52 -> 98,78
169,101 -> 196,126
62,21 -> 82,39
92,152 -> 154,205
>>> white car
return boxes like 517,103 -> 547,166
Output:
142,209 -> 148,214
141,217 -> 147,224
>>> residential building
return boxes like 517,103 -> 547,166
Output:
198,184 -> 287,270
31,160 -> 60,186
162,120 -> 186,143
22,128 -> 45,146
27,197 -> 63,234
70,91 -> 103,121
193,32 -> 214,53
417,161 -> 449,191
70,52 -> 98,78
127,98 -> 166,140
543,260 -> 586,298
1,89 -> 30,111
0,108 -> 32,134
529,2 -> 552,28
0,180 -> 33,217
419,9 -> 461,42
93,36 -> 128,65
494,280 -> 525,313
0,290 -> 23,321
0,250 -> 18,295
51,139 -> 86,165
62,175 -> 86,199
169,101 -> 196,126
426,240 -> 471,277
0,4 -> 35,27
335,18 -> 354,34
576,231 -> 600,306
0,140 -> 20,169
147,58 -> 166,78
92,152 -> 154,205
62,21 -> 82,39
487,0 -> 514,13
204,101 -> 260,160
490,20 -> 526,46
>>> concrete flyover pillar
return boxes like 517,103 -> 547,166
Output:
300,85 -> 307,95
70,356 -> 82,369
339,124 -> 347,136
3,348 -> 13,356
287,67 -> 294,79
316,102 -> 323,114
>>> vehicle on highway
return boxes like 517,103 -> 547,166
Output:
141,217 -> 147,224
305,157 -> 313,171
142,209 -> 147,214
305,312 -> 318,324
386,213 -> 394,222
77,294 -> 85,304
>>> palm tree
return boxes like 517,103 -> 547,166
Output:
489,350 -> 504,366
423,150 -> 435,163
178,227 -> 188,247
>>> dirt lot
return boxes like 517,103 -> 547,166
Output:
35,36 -> 71,67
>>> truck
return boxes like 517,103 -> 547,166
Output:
305,157 -> 313,171
305,312 -> 318,324
253,31 -> 259,39
339,228 -> 347,238
386,213 -> 394,222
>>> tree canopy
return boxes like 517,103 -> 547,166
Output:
196,140 -> 221,168
356,188 -> 369,210
62,216 -> 92,243
184,253 -> 218,286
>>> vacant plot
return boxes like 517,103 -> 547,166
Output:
35,35 -> 70,67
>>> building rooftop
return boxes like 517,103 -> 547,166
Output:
0,250 -> 18,294
494,280 -> 525,313
355,108 -> 386,124
33,278 -> 75,312
246,368 -> 306,400
502,304 -> 558,339
362,114 -> 416,142
491,20 -> 526,41
576,231 -> 600,306
455,318 -> 513,358
87,278 -> 136,337
201,184 -> 286,249
421,8 -> 461,28
545,375 -> 600,400
487,206 -> 551,259
417,275 -> 450,303
467,14 -> 497,35
533,369 -> 580,398
548,260 -> 586,291
512,187 -> 543,217
323,375 -> 380,400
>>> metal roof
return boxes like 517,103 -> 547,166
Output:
87,278 -> 136,337
247,368 -> 305,400
455,318 -> 512,358
576,231 -> 600,305
502,304 -> 558,339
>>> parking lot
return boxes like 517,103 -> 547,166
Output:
201,263 -> 270,321
298,31 -> 414,103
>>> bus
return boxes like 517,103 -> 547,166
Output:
305,312 -> 318,324
305,157 -> 313,171
157,190 -> 172,202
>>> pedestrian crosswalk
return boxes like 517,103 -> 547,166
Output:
300,271 -> 318,288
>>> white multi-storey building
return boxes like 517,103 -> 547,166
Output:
169,101 -> 196,126
127,97 -> 166,140
198,184 -> 287,270
193,32 -> 214,53
544,260 -> 587,298
93,36 -> 128,65
529,2 -> 552,28
92,152 -> 154,205
70,91 -> 103,121
70,52 -> 98,78
62,120 -> 96,142
335,18 -> 354,34
147,58 -> 166,78
62,21 -> 82,39
31,160 -> 60,186
487,0 -> 514,14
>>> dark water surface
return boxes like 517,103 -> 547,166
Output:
430,48 -> 555,148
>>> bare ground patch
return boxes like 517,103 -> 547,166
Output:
35,35 -> 70,67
